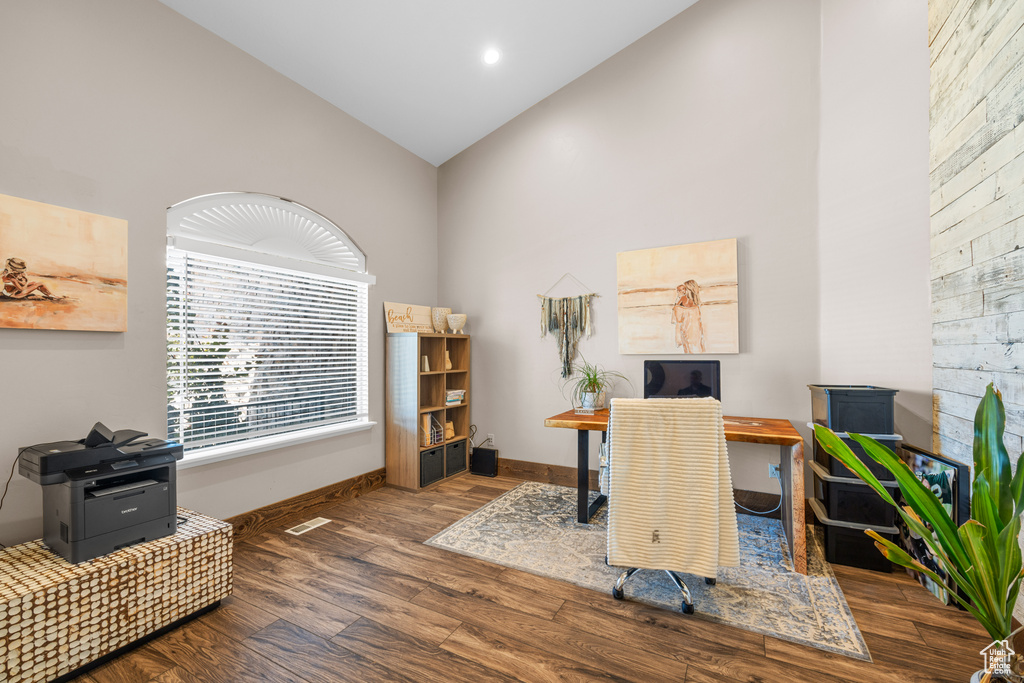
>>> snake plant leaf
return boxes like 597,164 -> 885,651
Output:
974,475 -> 1007,537
975,384 -> 1013,524
996,516 -> 1024,600
812,425 -> 898,505
865,529 -> 996,635
960,521 -> 1010,638
896,504 -> 975,593
848,432 -> 969,569
1008,572 -> 1024,626
1011,447 -> 1024,516
975,474 -> 1024,597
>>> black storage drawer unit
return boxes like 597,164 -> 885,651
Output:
445,439 -> 467,476
809,498 -> 896,572
813,471 -> 898,527
814,433 -> 900,481
822,523 -> 896,573
809,385 -> 898,435
420,446 -> 445,488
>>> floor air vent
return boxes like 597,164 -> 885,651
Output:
284,517 -> 331,536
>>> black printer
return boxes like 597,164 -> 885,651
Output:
19,422 -> 183,564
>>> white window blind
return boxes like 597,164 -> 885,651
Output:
167,247 -> 369,452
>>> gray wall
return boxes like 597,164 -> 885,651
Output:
819,1 -> 932,447
0,0 -> 935,545
0,0 -> 437,544
437,0 -> 931,493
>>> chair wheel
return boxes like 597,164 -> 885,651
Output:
612,586 -> 624,600
705,577 -> 716,585
682,602 -> 695,615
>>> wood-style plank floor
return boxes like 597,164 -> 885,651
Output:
74,475 -> 987,682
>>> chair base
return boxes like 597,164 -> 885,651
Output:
611,568 -> 716,615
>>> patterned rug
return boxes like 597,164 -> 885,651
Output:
426,481 -> 871,661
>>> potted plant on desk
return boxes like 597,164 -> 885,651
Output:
562,357 -> 630,411
814,384 -> 1024,683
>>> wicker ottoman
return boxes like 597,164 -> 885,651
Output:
0,509 -> 232,682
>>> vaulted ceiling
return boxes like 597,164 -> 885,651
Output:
158,1 -> 699,166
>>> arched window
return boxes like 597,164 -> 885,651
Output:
166,192 -> 374,462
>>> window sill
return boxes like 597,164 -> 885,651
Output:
177,420 -> 376,470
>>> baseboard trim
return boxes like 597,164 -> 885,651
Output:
498,457 -> 599,488
227,467 -> 386,543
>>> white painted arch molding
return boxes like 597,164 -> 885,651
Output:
167,192 -> 374,283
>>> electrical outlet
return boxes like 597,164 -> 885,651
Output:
487,433 -> 495,447
768,464 -> 780,480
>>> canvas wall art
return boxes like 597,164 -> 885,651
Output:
617,238 -> 738,354
0,194 -> 127,332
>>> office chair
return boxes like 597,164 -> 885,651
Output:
606,397 -> 739,614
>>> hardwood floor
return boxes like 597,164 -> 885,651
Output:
76,475 -> 986,682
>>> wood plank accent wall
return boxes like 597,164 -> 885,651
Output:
227,467 -> 385,543
930,0 -> 1024,466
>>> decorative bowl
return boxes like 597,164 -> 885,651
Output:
431,307 -> 451,333
447,313 -> 467,334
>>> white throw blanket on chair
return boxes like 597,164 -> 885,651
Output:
606,397 -> 740,579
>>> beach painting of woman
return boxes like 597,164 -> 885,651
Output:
616,238 -> 738,354
0,193 -> 127,331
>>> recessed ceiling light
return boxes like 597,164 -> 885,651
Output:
483,48 -> 501,65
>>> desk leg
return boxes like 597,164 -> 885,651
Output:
779,441 -> 807,574
577,429 -> 607,523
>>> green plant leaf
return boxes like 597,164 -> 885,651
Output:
560,355 -> 633,408
998,527 -> 1024,612
974,475 -> 1007,538
960,521 -> 1011,639
812,426 -> 898,505
1011,448 -> 1024,516
976,384 -> 1013,524
1006,569 -> 1024,626
848,432 -> 969,570
865,529 -> 998,636
896,505 -> 976,595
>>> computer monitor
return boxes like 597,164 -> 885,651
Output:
644,360 -> 721,401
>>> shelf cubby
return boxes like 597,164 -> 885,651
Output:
386,332 -> 471,490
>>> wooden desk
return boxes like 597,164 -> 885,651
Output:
544,409 -> 807,574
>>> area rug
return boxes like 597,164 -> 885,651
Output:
426,481 -> 871,661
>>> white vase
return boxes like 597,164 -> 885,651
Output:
580,391 -> 605,410
447,313 -> 467,334
431,307 -> 451,333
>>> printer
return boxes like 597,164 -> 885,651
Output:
19,422 -> 184,564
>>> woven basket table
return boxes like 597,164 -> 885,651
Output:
0,508 -> 232,683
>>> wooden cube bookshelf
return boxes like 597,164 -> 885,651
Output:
385,333 -> 471,490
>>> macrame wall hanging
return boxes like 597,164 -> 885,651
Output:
537,273 -> 596,378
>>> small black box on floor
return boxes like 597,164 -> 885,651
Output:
813,472 -> 898,527
814,433 -> 900,481
809,385 -> 898,434
471,447 -> 498,477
